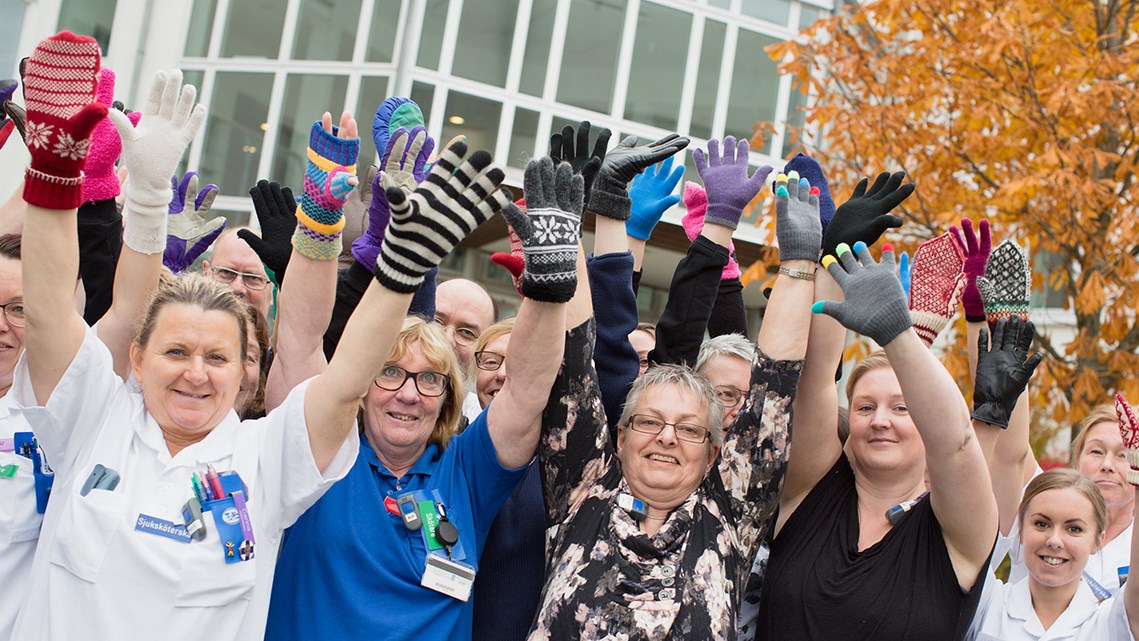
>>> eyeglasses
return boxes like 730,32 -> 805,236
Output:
714,385 -> 745,408
627,414 -> 710,444
0,301 -> 25,328
211,266 -> 270,291
432,318 -> 479,347
475,351 -> 505,371
374,365 -> 450,397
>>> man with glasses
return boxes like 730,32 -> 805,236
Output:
201,229 -> 273,319
434,278 -> 496,421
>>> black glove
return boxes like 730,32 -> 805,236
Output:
587,133 -> 689,221
550,120 -> 610,207
972,316 -> 1043,428
822,171 -> 913,257
240,180 -> 297,286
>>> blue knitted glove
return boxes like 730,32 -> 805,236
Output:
899,250 -> 911,301
625,156 -> 683,241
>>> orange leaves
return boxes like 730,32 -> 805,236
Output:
1075,270 -> 1107,315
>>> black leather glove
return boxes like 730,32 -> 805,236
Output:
972,316 -> 1043,428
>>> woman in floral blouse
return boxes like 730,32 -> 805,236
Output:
526,156 -> 821,640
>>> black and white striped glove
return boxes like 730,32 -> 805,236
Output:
375,142 -> 511,293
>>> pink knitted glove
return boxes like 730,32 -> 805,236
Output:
908,232 -> 966,347
21,31 -> 107,210
681,182 -> 740,280
82,68 -> 141,203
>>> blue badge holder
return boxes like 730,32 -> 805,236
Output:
14,432 -> 53,513
201,471 -> 254,564
404,489 -> 467,562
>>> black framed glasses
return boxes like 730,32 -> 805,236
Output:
714,385 -> 745,408
0,301 -> 25,328
627,414 -> 710,444
211,266 -> 270,291
432,318 -> 479,347
373,365 -> 450,397
475,351 -> 505,371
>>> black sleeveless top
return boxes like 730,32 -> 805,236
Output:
756,455 -> 989,641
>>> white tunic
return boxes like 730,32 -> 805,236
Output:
9,327 -> 357,641
0,393 -> 39,639
967,576 -> 1134,641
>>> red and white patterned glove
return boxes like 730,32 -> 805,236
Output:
490,197 -> 526,296
21,31 -> 107,210
1116,394 -> 1139,487
908,232 -> 966,347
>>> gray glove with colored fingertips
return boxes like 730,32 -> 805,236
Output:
813,243 -> 912,347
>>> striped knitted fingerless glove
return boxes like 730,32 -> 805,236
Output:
292,121 -> 359,260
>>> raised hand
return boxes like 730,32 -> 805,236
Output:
164,172 -> 225,273
240,180 -> 296,285
695,136 -> 771,231
813,242 -> 912,347
83,68 -> 141,204
589,133 -> 688,221
550,120 -> 610,205
376,141 -> 511,293
490,198 -> 526,295
950,218 -> 992,322
1116,394 -> 1139,486
501,157 -> 583,303
907,233 -> 966,347
976,239 -> 1030,328
625,157 -> 683,241
291,111 -> 360,262
680,183 -> 741,280
773,170 -> 822,262
379,126 -> 434,195
972,317 -> 1042,428
821,170 -> 913,256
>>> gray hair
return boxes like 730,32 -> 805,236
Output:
619,363 -> 725,447
695,333 -> 755,373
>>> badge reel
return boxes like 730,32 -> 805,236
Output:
398,491 -> 476,601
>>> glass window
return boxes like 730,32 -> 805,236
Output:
708,0 -> 731,9
726,29 -> 781,154
741,0 -> 791,26
220,0 -> 286,59
683,149 -> 702,188
58,0 -> 116,54
208,209 -> 251,229
366,0 -> 403,62
199,73 -> 274,197
440,91 -> 502,158
508,108 -> 540,169
690,20 -> 725,139
410,82 -> 435,123
557,0 -> 626,114
624,3 -> 689,130
355,76 -> 392,166
270,74 -> 351,190
519,0 -> 557,97
799,4 -> 825,30
184,0 -> 217,57
416,0 -> 449,70
781,83 -> 808,158
452,0 -> 518,87
175,70 -> 207,178
292,0 -> 362,61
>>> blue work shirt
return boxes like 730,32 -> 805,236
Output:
265,410 -> 527,641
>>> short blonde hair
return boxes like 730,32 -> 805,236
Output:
1069,404 -> 1118,466
136,272 -> 248,359
844,351 -> 892,401
469,317 -> 515,384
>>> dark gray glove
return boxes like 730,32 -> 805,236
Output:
502,157 -> 583,303
814,242 -> 912,346
775,174 -> 822,262
587,133 -> 689,221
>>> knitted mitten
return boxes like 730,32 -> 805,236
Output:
1117,394 -> 1139,486
681,182 -> 740,280
976,239 -> 1031,327
908,232 -> 967,347
502,157 -> 583,303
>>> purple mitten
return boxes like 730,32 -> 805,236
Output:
681,182 -> 741,280
693,137 -> 772,230
949,218 -> 992,322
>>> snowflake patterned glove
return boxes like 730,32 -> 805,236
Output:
774,171 -> 822,262
976,239 -> 1030,328
950,218 -> 992,322
164,172 -> 225,273
625,156 -> 683,241
694,137 -> 771,231
1116,394 -> 1139,486
814,243 -> 912,347
908,233 -> 966,347
111,70 -> 207,254
502,157 -> 583,303
550,120 -> 610,207
376,141 -> 511,293
21,31 -> 106,210
972,317 -> 1042,428
588,133 -> 688,221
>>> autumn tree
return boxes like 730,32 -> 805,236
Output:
754,0 -> 1139,449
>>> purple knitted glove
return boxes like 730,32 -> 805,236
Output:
949,218 -> 991,322
693,136 -> 772,230
681,182 -> 741,280
351,168 -> 391,269
352,126 -> 433,269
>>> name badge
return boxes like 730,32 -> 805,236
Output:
135,514 -> 192,544
420,554 -> 476,602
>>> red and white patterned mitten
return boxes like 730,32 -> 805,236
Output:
1116,394 -> 1139,487
21,31 -> 107,209
908,232 -> 966,347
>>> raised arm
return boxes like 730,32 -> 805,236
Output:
304,141 -> 510,471
816,242 -> 998,588
98,70 -> 205,378
1112,394 -> 1139,639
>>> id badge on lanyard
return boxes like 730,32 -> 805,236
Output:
394,489 -> 476,600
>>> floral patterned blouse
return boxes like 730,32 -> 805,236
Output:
526,319 -> 802,641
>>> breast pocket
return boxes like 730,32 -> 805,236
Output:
173,508 -> 258,607
0,453 -> 41,544
49,488 -> 126,583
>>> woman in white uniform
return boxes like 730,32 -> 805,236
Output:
967,462 -> 1139,641
9,33 -> 510,641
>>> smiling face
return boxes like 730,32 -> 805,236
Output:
0,256 -> 24,391
1021,487 -> 1103,589
617,384 -> 720,511
363,341 -> 447,466
475,332 -> 509,409
1075,421 -> 1132,514
130,304 -> 244,449
845,366 -> 925,476
434,279 -> 495,370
